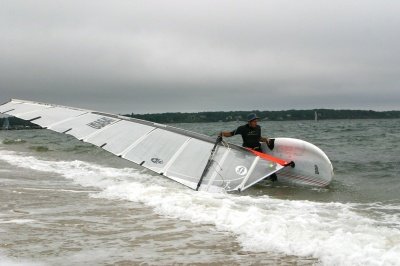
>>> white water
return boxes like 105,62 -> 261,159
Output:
0,252 -> 43,266
1,149 -> 400,266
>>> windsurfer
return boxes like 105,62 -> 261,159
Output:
219,113 -> 272,150
219,113 -> 277,181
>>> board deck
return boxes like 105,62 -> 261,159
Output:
261,138 -> 333,187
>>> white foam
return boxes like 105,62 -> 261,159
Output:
1,149 -> 400,266
0,219 -> 36,224
20,187 -> 99,193
0,251 -> 43,266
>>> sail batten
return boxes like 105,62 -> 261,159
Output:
118,127 -> 157,157
162,138 -> 192,174
0,99 -> 288,192
205,148 -> 230,191
237,157 -> 259,190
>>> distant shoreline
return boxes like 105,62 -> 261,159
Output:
125,109 -> 400,124
1,109 -> 400,130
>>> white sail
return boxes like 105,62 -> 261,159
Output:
0,99 -> 290,192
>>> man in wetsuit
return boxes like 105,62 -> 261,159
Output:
219,113 -> 277,181
219,113 -> 271,151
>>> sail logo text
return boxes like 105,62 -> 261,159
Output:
235,166 -> 248,176
314,164 -> 319,175
87,117 -> 116,129
151,158 -> 164,164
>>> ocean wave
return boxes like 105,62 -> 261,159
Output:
28,146 -> 50,152
0,219 -> 36,224
0,149 -> 399,266
0,251 -> 43,266
2,138 -> 27,145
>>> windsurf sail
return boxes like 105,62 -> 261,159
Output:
0,99 -> 290,192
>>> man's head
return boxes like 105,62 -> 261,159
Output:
247,113 -> 259,128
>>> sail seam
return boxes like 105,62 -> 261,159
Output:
162,138 -> 192,174
11,106 -> 53,116
240,167 -> 285,191
205,148 -> 230,191
46,111 -> 90,129
237,156 -> 259,191
118,128 -> 157,157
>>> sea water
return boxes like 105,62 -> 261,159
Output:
0,119 -> 399,265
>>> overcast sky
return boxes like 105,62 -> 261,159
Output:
1,0 -> 399,113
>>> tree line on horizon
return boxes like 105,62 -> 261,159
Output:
1,109 -> 400,130
126,109 -> 400,123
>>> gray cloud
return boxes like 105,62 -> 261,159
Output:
1,0 -> 399,113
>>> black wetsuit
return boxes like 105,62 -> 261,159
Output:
231,124 -> 262,150
231,124 -> 277,181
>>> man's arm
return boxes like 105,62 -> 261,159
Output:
220,126 -> 241,138
261,136 -> 275,150
220,131 -> 233,137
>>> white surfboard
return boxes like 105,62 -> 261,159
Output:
261,138 -> 334,187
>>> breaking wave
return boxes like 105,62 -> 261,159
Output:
1,149 -> 399,266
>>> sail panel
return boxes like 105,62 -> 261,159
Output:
124,129 -> 190,173
198,146 -> 284,191
240,159 -> 284,190
0,101 -> 49,116
20,107 -> 87,128
0,100 -> 88,128
202,147 -> 256,190
86,120 -> 155,155
0,100 -> 25,113
164,138 -> 214,186
50,113 -> 119,140
7,105 -> 51,117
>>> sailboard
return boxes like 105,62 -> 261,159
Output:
0,99 -> 306,192
261,138 -> 333,186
